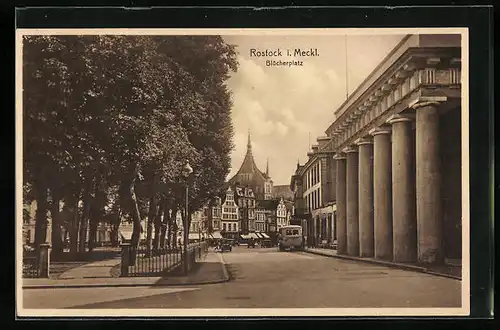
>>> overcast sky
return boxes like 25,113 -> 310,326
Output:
223,34 -> 405,185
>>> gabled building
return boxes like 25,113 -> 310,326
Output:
220,187 -> 239,239
234,186 -> 256,234
227,132 -> 273,200
202,197 -> 223,240
276,197 -> 288,230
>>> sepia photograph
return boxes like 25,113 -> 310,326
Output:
16,28 -> 469,317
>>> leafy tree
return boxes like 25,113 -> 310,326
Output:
22,34 -> 238,264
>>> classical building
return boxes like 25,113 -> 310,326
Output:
311,34 -> 462,265
227,132 -> 273,200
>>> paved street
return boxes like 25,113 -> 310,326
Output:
22,246 -> 461,309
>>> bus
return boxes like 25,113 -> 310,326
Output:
278,225 -> 305,251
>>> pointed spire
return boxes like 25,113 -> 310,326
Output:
266,157 -> 269,176
247,129 -> 252,153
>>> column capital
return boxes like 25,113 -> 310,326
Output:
333,153 -> 346,160
387,113 -> 415,125
409,96 -> 447,110
355,137 -> 373,146
342,146 -> 358,154
369,127 -> 391,136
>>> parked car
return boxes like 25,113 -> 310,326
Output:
261,239 -> 272,248
330,240 -> 338,250
219,239 -> 232,252
318,240 -> 329,248
247,238 -> 256,248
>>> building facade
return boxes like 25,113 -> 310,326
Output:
254,205 -> 268,232
276,198 -> 289,230
221,187 -> 239,238
201,197 -> 223,239
227,132 -> 274,200
290,145 -> 337,247
316,34 -> 462,265
234,186 -> 256,234
272,184 -> 294,201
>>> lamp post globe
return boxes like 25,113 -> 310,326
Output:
183,161 -> 193,178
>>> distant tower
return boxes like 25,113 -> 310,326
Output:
247,129 -> 252,153
266,158 -> 269,177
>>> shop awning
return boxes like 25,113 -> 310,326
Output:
119,229 -> 133,240
261,233 -> 270,239
249,232 -> 259,239
189,233 -> 201,240
240,234 -> 251,239
255,233 -> 264,239
211,231 -> 223,239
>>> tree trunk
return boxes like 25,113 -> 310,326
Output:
207,201 -> 214,234
88,172 -> 104,252
49,189 -> 63,259
110,207 -> 121,247
78,177 -> 93,254
145,189 -> 157,257
34,180 -> 48,250
69,196 -> 79,256
152,198 -> 164,252
170,204 -> 179,249
159,201 -> 168,249
124,165 -> 142,265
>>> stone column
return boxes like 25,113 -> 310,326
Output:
414,101 -> 443,264
327,213 -> 332,241
369,127 -> 393,260
120,243 -> 131,277
38,243 -> 51,278
345,146 -> 360,256
388,114 -> 417,263
334,154 -> 347,254
356,137 -> 374,257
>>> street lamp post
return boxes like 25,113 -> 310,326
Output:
182,160 -> 193,276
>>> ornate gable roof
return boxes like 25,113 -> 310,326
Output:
228,131 -> 268,184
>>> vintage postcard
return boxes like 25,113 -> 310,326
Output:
16,27 -> 469,318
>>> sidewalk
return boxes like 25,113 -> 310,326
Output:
305,247 -> 462,280
23,251 -> 229,289
58,257 -> 121,279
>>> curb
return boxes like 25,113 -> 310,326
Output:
304,249 -> 462,281
23,253 -> 232,290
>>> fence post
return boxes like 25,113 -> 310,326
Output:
120,243 -> 131,277
38,244 -> 51,278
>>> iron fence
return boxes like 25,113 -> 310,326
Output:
125,241 -> 208,277
23,256 -> 40,278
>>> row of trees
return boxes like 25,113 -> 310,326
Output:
23,35 -> 238,260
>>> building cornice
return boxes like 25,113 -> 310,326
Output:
325,38 -> 461,147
